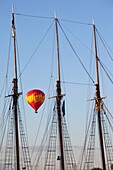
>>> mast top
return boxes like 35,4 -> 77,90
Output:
12,5 -> 15,38
54,10 -> 57,19
92,17 -> 95,25
12,5 -> 14,14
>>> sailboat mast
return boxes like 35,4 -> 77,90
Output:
93,19 -> 106,170
12,7 -> 20,170
54,15 -> 65,170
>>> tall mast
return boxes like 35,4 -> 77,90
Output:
12,6 -> 20,170
93,19 -> 106,170
54,14 -> 65,170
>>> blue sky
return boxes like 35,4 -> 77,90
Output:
0,0 -> 113,166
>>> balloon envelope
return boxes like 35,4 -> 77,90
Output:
26,89 -> 45,112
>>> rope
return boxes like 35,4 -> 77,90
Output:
99,60 -> 113,84
18,20 -> 54,78
15,12 -> 53,20
57,20 -> 95,84
96,28 -> 113,62
59,18 -> 92,26
15,12 -> 92,26
61,81 -> 94,86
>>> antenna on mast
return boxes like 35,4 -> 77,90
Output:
54,14 -> 65,170
93,18 -> 106,170
12,6 -> 20,170
54,10 -> 57,19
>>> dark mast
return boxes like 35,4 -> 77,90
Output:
93,19 -> 106,170
12,6 -> 20,170
54,14 -> 65,170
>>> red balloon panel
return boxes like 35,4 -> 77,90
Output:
26,89 -> 45,112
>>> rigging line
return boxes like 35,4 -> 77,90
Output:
34,103 -> 56,167
18,20 -> 54,79
0,78 -> 7,98
15,12 -> 53,20
31,98 -> 53,163
85,37 -> 94,133
79,103 -> 95,169
99,58 -> 113,77
59,21 -> 95,56
16,38 -> 29,151
31,108 -> 45,159
99,60 -> 113,84
31,101 -> 47,161
0,106 -> 12,150
57,20 -> 95,84
103,103 -> 113,121
31,29 -> 56,161
15,12 -> 91,26
59,18 -> 92,26
60,57 -> 71,133
96,28 -> 113,62
49,25 -> 55,82
32,78 -> 55,164
16,34 -> 29,145
32,78 -> 56,164
0,30 -> 12,98
61,81 -> 94,86
105,114 -> 113,132
34,90 -> 56,166
33,105 -> 53,167
0,88 -> 13,131
0,97 -> 13,131
3,108 -> 14,167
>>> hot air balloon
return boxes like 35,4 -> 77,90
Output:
26,89 -> 45,113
